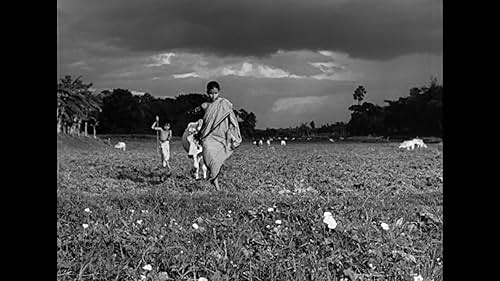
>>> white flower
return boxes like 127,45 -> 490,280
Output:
142,264 -> 152,271
228,210 -> 232,214
130,209 -> 135,213
141,210 -> 149,214
82,223 -> 89,229
275,220 -> 282,225
139,274 -> 147,281
84,208 -> 91,213
323,212 -> 337,229
268,207 -> 274,212
193,223 -> 199,229
198,278 -> 208,281
381,222 -> 390,231
413,274 -> 423,281
137,220 -> 143,225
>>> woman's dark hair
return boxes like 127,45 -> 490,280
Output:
206,81 -> 220,91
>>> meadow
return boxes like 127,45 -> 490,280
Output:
57,135 -> 443,281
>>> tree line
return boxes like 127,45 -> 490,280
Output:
347,77 -> 442,137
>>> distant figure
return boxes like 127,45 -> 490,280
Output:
284,137 -> 288,140
266,139 -> 271,146
114,141 -> 126,151
280,140 -> 286,146
181,119 -> 207,179
329,138 -> 335,143
151,117 -> 172,171
197,81 -> 242,190
252,140 -> 257,145
291,137 -> 295,141
258,139 -> 263,146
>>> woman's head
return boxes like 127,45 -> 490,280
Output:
206,81 -> 220,102
163,122 -> 170,129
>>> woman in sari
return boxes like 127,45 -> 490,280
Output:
197,81 -> 242,190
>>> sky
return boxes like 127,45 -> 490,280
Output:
57,0 -> 442,129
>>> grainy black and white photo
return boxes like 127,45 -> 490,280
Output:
57,0 -> 443,280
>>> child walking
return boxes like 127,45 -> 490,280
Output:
151,116 -> 172,171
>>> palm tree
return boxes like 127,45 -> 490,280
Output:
57,75 -> 102,135
353,85 -> 366,105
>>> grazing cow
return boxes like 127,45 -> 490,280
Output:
253,140 -> 257,145
280,140 -> 286,146
266,139 -> 271,146
399,138 -> 427,150
329,138 -> 335,143
181,120 -> 207,179
258,139 -> 263,146
414,138 -> 427,148
114,142 -> 126,151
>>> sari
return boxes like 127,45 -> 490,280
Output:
199,97 -> 242,181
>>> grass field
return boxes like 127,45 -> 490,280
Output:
57,135 -> 443,281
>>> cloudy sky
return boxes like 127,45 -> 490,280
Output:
57,0 -> 442,129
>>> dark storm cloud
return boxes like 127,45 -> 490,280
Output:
59,0 -> 442,60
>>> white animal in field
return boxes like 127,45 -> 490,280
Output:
253,140 -> 257,145
280,140 -> 286,146
399,138 -> 427,150
181,120 -> 207,180
291,137 -> 295,141
329,138 -> 335,143
307,137 -> 312,141
114,142 -> 126,151
284,137 -> 288,140
258,139 -> 263,146
339,137 -> 345,140
266,139 -> 271,146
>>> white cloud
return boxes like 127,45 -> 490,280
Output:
185,61 -> 304,79
272,96 -> 329,113
172,72 -> 200,79
146,52 -> 176,67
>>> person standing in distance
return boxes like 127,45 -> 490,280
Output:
151,116 -> 172,173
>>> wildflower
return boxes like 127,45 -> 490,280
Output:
139,274 -> 147,281
198,278 -> 208,281
84,208 -> 91,213
130,209 -> 135,213
268,207 -> 274,212
275,219 -> 282,225
137,220 -> 143,225
141,210 -> 149,214
228,210 -> 232,214
381,222 -> 390,231
413,274 -> 423,281
323,212 -> 337,229
142,264 -> 152,271
193,223 -> 199,229
82,223 -> 89,229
